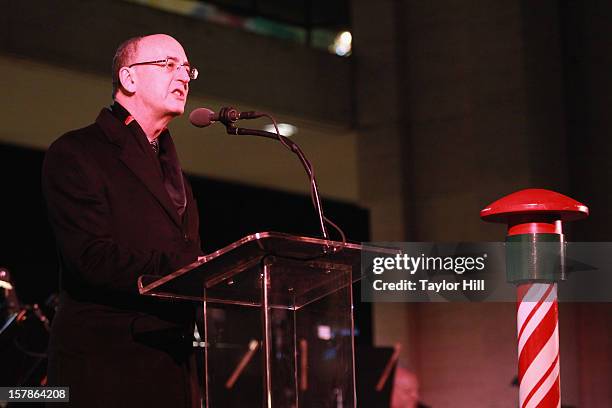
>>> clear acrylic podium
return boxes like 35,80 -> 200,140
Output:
138,232 -> 395,408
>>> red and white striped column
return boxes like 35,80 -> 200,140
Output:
481,189 -> 588,408
516,282 -> 560,408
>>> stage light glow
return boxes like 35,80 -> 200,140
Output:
263,123 -> 298,137
317,325 -> 332,340
331,30 -> 352,56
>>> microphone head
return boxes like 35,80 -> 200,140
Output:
189,108 -> 216,128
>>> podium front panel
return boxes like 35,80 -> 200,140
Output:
203,256 -> 355,408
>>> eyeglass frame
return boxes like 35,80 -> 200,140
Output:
128,57 -> 198,80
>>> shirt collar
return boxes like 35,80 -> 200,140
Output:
110,101 -> 133,125
110,101 -> 169,136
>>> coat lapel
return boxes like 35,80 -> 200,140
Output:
95,109 -> 182,229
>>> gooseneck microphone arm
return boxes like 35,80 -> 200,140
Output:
226,122 -> 332,241
189,107 -> 346,243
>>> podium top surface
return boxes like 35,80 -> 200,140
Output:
138,231 -> 398,302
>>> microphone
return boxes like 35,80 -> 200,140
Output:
189,107 -> 264,128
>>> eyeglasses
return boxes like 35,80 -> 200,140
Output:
128,57 -> 198,80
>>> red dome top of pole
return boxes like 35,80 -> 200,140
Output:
481,189 -> 589,224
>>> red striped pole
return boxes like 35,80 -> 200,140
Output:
481,189 -> 588,408
516,282 -> 560,407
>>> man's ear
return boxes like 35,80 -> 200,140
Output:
118,67 -> 137,94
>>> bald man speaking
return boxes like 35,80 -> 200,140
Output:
42,34 -> 203,407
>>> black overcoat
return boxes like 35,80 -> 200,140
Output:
42,107 -> 204,407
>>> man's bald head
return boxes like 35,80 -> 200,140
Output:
112,34 -> 192,132
112,36 -> 143,97
391,367 -> 420,408
112,34 -> 189,97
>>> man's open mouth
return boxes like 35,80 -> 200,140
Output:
172,89 -> 185,98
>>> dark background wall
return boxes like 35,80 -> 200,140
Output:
351,0 -> 612,406
1,0 -> 612,406
0,0 -> 351,125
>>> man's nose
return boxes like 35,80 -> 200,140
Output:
177,65 -> 191,83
